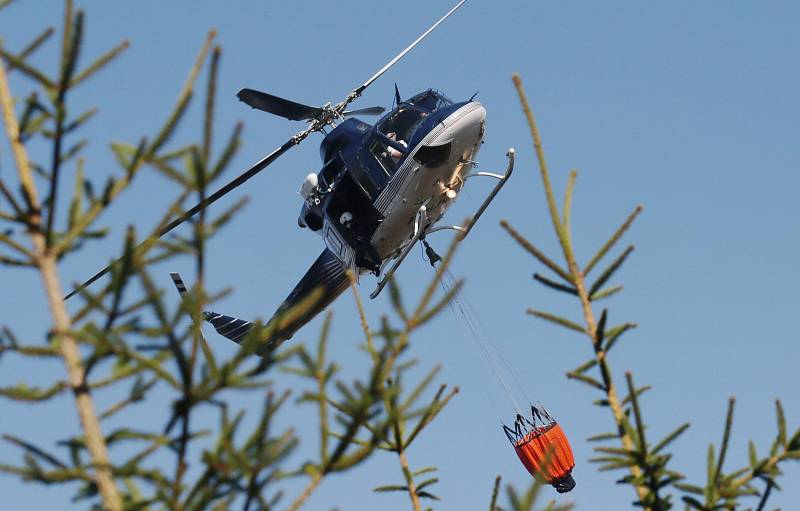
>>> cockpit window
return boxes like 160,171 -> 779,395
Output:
363,90 -> 453,179
318,159 -> 341,189
376,107 -> 427,144
407,90 -> 453,111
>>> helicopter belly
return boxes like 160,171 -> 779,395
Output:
372,102 -> 486,259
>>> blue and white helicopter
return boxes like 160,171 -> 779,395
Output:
68,0 -> 514,350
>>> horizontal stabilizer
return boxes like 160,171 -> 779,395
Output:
203,311 -> 255,345
171,272 -> 256,346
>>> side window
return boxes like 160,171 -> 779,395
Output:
319,159 -> 341,189
370,139 -> 397,175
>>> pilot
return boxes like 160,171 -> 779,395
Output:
340,211 -> 353,228
386,132 -> 407,161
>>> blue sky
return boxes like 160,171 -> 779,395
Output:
1,1 -> 798,509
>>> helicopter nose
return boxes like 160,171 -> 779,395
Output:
450,101 -> 486,142
473,102 -> 486,122
475,103 -> 487,136
417,101 -> 487,167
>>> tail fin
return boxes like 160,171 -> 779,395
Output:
265,248 -> 349,345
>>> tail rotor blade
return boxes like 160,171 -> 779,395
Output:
237,88 -> 323,121
170,272 -> 189,297
170,272 -> 219,366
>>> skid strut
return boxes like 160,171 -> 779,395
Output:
370,148 -> 515,299
370,205 -> 428,299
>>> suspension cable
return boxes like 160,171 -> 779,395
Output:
438,267 -> 527,415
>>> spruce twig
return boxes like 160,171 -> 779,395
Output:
510,73 -> 650,508
0,29 -> 123,511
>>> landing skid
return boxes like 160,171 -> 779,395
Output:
370,148 -> 515,299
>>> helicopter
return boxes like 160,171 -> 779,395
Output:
66,0 -> 515,350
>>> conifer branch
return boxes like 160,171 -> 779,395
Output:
562,170 -> 577,235
583,205 -> 643,277
713,397 -> 736,486
16,27 -> 55,65
0,34 -> 122,511
0,177 -> 25,218
501,219 -> 573,284
508,73 -> 799,511
511,74 -> 650,507
533,272 -> 578,295
489,475 -> 502,511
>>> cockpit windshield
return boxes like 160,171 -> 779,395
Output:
374,90 -> 453,143
376,107 -> 427,143
407,89 -> 453,112
367,90 -> 454,176
371,108 -> 424,173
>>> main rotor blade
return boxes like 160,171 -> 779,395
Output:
64,134 -> 306,300
349,0 -> 467,100
237,88 -> 323,121
342,106 -> 385,118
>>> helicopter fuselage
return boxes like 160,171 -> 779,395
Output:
70,0 -> 510,350
299,89 -> 485,274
